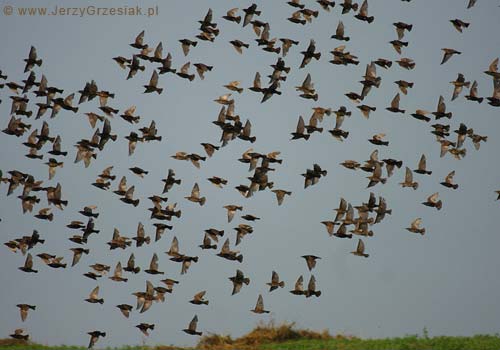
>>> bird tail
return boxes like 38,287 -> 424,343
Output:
48,213 -> 54,221
368,16 -> 374,23
279,281 -> 285,288
237,255 -> 243,263
314,52 -> 321,60
420,229 -> 426,236
235,16 -> 241,24
412,183 -> 419,190
436,201 -> 442,210
200,197 -> 206,206
408,24 -> 413,31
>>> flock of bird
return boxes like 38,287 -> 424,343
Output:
1,0 -> 499,348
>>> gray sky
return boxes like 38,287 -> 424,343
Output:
1,0 -> 500,348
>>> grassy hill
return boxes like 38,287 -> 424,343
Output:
2,321 -> 500,350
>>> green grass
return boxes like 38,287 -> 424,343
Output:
259,334 -> 500,350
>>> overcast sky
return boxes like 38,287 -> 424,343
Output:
1,0 -> 500,348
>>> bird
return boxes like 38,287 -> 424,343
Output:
300,39 -> 321,68
136,323 -> 155,337
450,73 -> 470,101
422,193 -> 443,210
143,70 -> 162,94
145,253 -> 164,275
406,218 -> 425,235
305,275 -> 321,297
183,315 -> 202,336
10,329 -> 29,341
185,183 -> 206,206
85,286 -> 104,304
179,39 -> 197,56
24,46 -> 42,73
465,81 -> 483,103
229,269 -> 250,295
190,291 -> 209,305
450,19 -> 469,33
16,304 -> 36,322
267,271 -> 285,291
441,48 -> 461,65
400,167 -> 419,190
116,304 -> 133,318
414,154 -> 432,175
440,171 -> 459,189
224,205 -> 243,223
354,0 -> 374,23
386,93 -> 405,113
351,239 -> 369,257
332,21 -> 350,41
302,255 -> 321,271
251,294 -> 270,313
290,275 -> 305,295
87,331 -> 106,349
19,253 -> 37,273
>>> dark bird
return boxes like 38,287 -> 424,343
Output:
267,271 -> 285,291
24,46 -> 42,73
10,329 -> 29,341
450,19 -> 469,33
300,39 -> 321,68
393,21 -> 413,39
230,40 -> 250,54
243,4 -> 261,27
183,315 -> 202,336
136,323 -> 155,337
116,304 -> 133,318
340,0 -> 359,14
229,269 -> 250,295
